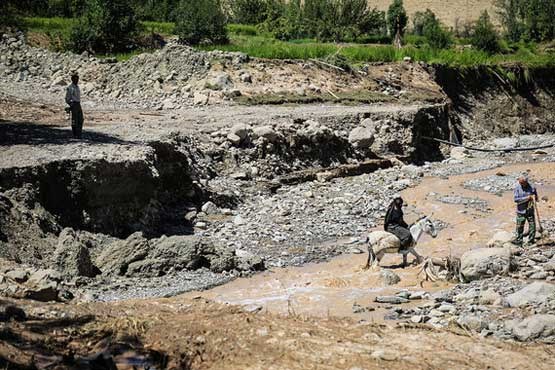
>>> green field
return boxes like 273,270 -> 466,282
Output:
22,17 -> 555,67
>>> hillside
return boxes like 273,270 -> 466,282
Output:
372,0 -> 498,28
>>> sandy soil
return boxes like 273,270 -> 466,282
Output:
372,0 -> 497,27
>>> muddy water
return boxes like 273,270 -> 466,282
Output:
185,162 -> 555,320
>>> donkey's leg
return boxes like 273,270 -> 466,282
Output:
402,252 -> 408,268
410,248 -> 424,265
373,249 -> 385,269
363,247 -> 372,270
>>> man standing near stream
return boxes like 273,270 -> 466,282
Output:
65,73 -> 83,139
512,174 -> 538,247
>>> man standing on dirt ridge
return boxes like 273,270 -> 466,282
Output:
65,73 -> 83,139
512,174 -> 538,247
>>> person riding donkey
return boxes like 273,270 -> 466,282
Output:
384,196 -> 413,250
512,174 -> 539,247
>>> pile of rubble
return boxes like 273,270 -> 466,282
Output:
375,231 -> 555,343
0,32 -> 249,109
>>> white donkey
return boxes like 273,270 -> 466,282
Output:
363,216 -> 437,269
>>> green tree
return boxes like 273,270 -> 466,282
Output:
424,20 -> 452,49
495,0 -> 555,42
0,0 -> 17,27
386,0 -> 408,38
413,9 -> 436,36
472,11 -> 500,53
175,0 -> 228,45
68,0 -> 139,53
231,0 -> 269,24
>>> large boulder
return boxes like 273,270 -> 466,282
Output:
506,282 -> 555,308
227,124 -> 250,145
252,125 -> 281,143
348,127 -> 375,149
54,228 -> 99,278
95,232 -> 150,276
460,248 -> 513,282
487,230 -> 514,248
125,235 -> 235,276
512,314 -> 555,342
235,249 -> 265,271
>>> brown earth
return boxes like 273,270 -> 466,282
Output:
2,296 -> 555,370
3,162 -> 555,369
372,0 -> 498,28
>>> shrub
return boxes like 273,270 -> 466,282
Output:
423,21 -> 452,49
386,0 -> 408,38
471,11 -> 500,53
259,0 -> 387,43
413,9 -> 436,36
175,0 -> 228,46
68,0 -> 139,53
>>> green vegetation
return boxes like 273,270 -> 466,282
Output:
471,11 -> 500,53
231,0 -> 270,25
174,0 -> 228,45
495,0 -> 555,42
4,0 -> 554,68
386,0 -> 408,39
202,35 -> 554,67
68,0 -> 139,53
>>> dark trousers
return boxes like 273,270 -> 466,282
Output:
515,208 -> 536,244
70,103 -> 84,139
386,224 -> 413,249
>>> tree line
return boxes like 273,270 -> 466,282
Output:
2,0 -> 555,55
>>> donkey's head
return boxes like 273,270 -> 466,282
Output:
416,216 -> 438,238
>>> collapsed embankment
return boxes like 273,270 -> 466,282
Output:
432,64 -> 555,139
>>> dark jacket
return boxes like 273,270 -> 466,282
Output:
384,205 -> 408,230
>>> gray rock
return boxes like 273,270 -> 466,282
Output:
252,125 -> 281,143
23,281 -> 59,302
506,282 -> 555,307
54,228 -> 98,278
375,296 -> 409,304
228,124 -> 250,141
530,271 -> 549,280
379,270 -> 401,286
227,133 -> 242,145
193,92 -> 209,105
28,269 -> 62,285
235,249 -> 265,271
479,288 -> 501,305
460,248 -> 512,282
457,314 -> 488,331
4,269 -> 29,283
201,201 -> 219,215
450,147 -> 470,160
487,230 -> 514,248
206,73 -> 232,90
348,127 -> 375,149
512,314 -> 555,341
95,232 -> 150,276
